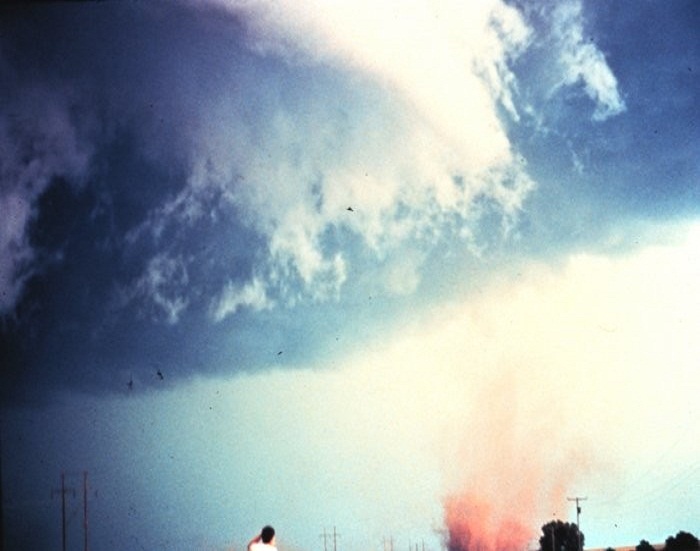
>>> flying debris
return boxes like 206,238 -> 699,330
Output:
277,350 -> 283,356
127,376 -> 133,391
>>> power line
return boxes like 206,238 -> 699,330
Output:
594,460 -> 700,509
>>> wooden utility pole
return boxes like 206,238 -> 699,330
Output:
567,496 -> 587,551
0,419 -> 4,551
321,527 -> 340,551
52,473 -> 75,551
52,471 -> 91,551
82,471 -> 89,551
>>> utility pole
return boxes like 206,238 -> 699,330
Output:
52,472 -> 75,551
320,527 -> 340,551
567,497 -> 587,551
0,419 -> 4,551
51,471 -> 91,551
83,471 -> 89,551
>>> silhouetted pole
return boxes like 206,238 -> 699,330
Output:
567,497 -> 587,551
61,473 -> 67,551
0,419 -> 4,551
52,472 -> 75,551
83,471 -> 89,551
320,527 -> 341,551
60,473 -> 67,551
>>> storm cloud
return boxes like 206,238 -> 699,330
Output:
0,0 -> 655,405
1,2 -> 699,550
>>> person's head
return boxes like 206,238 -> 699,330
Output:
261,526 -> 275,544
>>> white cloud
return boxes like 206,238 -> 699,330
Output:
550,0 -> 626,120
0,192 -> 33,312
220,0 -> 530,167
127,253 -> 190,325
0,82 -> 93,314
182,0 -> 536,311
211,276 -> 272,321
380,247 -> 425,296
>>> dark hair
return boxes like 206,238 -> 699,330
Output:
261,526 -> 275,544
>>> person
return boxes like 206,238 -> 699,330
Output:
248,526 -> 277,551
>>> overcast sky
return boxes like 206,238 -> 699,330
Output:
1,1 -> 699,551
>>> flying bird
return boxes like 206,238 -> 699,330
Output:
127,376 -> 133,391
346,206 -> 354,212
157,370 -> 164,380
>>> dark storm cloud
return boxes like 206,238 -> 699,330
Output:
0,2 -> 215,314
1,0 -> 662,406
1,1 -> 423,406
0,59 -> 95,314
0,3 -> 279,404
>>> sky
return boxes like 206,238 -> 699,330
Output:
0,1 -> 699,550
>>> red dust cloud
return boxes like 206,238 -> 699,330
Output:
440,372 -> 594,551
443,493 -> 534,551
